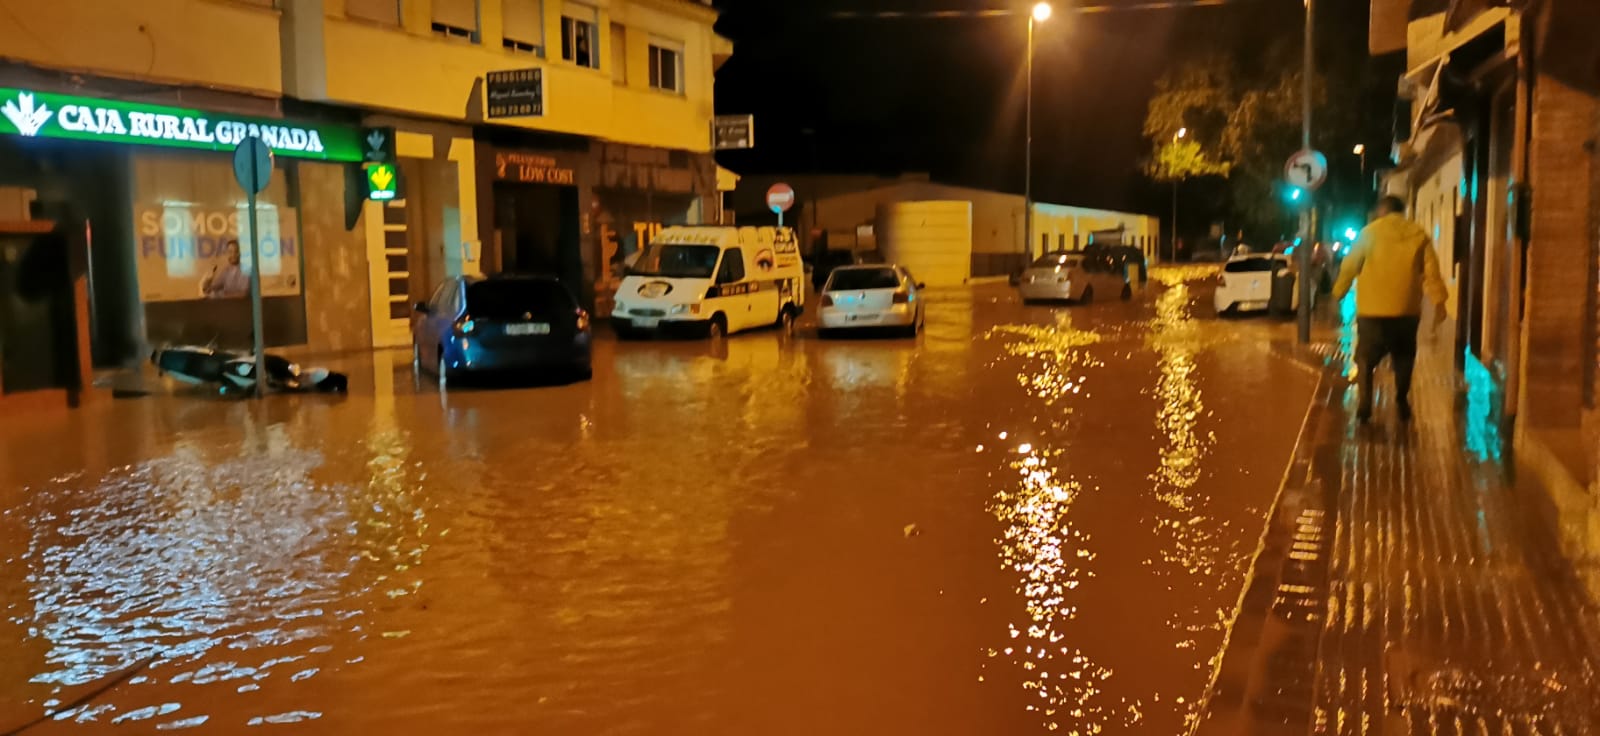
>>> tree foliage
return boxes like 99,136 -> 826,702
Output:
1143,44 -> 1340,241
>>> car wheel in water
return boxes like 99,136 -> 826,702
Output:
436,349 -> 450,390
708,315 -> 728,340
412,342 -> 422,373
1121,283 -> 1133,301
1080,286 -> 1095,304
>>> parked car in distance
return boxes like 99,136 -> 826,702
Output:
413,274 -> 592,386
1017,251 -> 1133,304
818,264 -> 926,338
1214,253 -> 1301,315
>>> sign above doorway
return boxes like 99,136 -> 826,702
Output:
0,87 -> 363,161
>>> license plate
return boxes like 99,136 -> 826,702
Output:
632,318 -> 659,329
506,323 -> 551,336
848,313 -> 879,322
1241,300 -> 1268,310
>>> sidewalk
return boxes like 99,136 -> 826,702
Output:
1195,324 -> 1600,735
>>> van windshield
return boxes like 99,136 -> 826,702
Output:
630,243 -> 721,279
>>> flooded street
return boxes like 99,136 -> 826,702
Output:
0,276 -> 1319,734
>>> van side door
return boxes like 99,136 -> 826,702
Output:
714,247 -> 747,332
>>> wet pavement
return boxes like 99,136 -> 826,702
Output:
1195,306 -> 1600,735
3,273 -> 1331,734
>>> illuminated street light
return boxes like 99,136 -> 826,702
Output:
1176,127 -> 1187,139
1024,2 -> 1052,261
1352,143 -> 1365,155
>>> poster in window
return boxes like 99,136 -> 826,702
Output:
134,204 -> 303,302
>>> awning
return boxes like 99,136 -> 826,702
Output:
716,165 -> 740,193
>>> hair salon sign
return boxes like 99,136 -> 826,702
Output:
0,88 -> 363,161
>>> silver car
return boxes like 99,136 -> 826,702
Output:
818,264 -> 926,338
1018,251 -> 1132,304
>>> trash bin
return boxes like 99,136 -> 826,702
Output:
1269,266 -> 1297,315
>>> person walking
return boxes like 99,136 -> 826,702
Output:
1332,195 -> 1448,423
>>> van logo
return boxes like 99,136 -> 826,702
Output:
755,248 -> 775,272
637,281 -> 672,298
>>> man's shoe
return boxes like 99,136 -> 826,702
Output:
1356,407 -> 1373,424
1397,401 -> 1413,423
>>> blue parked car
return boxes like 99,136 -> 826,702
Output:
412,274 -> 591,387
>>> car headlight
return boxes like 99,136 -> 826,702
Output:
614,301 -> 629,314
670,304 -> 689,315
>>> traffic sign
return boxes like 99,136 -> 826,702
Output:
766,183 -> 795,213
1284,149 -> 1329,191
232,136 -> 273,194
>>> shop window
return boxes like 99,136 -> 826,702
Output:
561,2 -> 599,69
432,0 -> 480,42
502,0 -> 544,55
611,24 -> 627,84
346,0 -> 399,24
648,40 -> 683,93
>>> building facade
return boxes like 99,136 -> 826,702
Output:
1371,0 -> 1600,585
281,0 -> 731,342
0,0 -> 730,413
802,180 -> 1160,281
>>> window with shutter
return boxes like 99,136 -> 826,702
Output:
560,2 -> 599,69
345,0 -> 400,25
610,24 -> 627,84
502,0 -> 544,55
432,0 -> 479,41
648,39 -> 683,93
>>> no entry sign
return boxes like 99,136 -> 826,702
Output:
766,183 -> 795,214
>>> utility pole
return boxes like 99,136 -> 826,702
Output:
1024,10 -> 1036,263
1296,0 -> 1315,344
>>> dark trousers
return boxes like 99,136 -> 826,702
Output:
1356,316 -> 1421,413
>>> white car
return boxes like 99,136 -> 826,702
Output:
818,264 -> 926,337
1214,253 -> 1300,314
1018,251 -> 1132,304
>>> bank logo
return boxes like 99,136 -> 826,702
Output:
3,92 -> 52,137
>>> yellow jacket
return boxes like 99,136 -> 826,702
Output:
1333,213 -> 1448,317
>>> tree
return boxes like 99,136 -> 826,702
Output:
1143,43 -> 1349,245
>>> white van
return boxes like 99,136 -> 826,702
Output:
612,226 -> 805,338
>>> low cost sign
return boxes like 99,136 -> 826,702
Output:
0,88 -> 363,161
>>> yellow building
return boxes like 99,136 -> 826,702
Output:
282,0 -> 732,342
0,0 -> 732,414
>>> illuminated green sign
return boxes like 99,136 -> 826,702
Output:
0,87 -> 363,162
366,163 -> 399,201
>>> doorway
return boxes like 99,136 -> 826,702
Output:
493,182 -> 581,290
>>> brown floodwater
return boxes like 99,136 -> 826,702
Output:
0,278 -> 1317,734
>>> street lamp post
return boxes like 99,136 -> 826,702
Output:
1170,127 -> 1186,263
1024,2 -> 1050,262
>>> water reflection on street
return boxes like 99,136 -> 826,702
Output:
0,278 -> 1317,734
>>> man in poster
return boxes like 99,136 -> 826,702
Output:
201,239 -> 250,299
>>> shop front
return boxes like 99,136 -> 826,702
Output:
475,132 -> 718,315
0,77 -> 367,412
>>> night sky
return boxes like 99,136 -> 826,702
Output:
713,0 -> 1369,215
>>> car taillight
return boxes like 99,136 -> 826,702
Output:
892,290 -> 910,304
575,308 -> 590,332
453,315 -> 475,336
821,294 -> 834,307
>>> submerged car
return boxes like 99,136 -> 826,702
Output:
1214,253 -> 1301,315
1017,251 -> 1132,304
412,274 -> 592,386
817,264 -> 926,338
